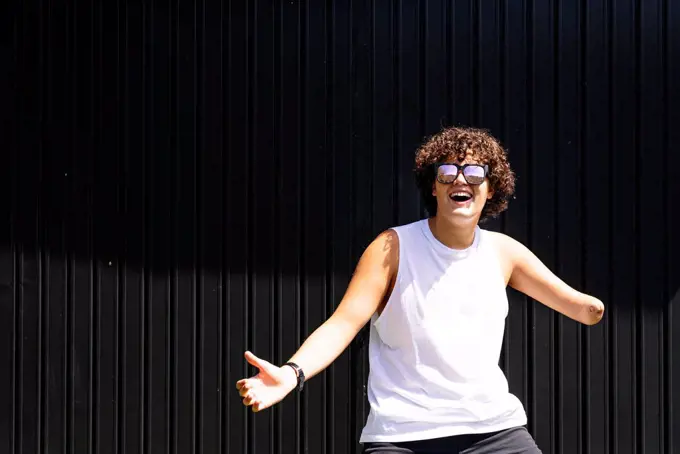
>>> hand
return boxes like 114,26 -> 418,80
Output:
235,351 -> 298,412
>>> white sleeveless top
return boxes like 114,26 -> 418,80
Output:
359,219 -> 527,443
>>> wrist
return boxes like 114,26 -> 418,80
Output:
281,364 -> 299,390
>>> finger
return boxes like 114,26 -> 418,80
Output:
243,389 -> 259,404
253,400 -> 268,412
243,393 -> 256,406
236,377 -> 258,389
239,384 -> 251,397
236,379 -> 252,392
237,377 -> 262,395
244,351 -> 275,374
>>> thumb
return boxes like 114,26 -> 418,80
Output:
244,351 -> 276,374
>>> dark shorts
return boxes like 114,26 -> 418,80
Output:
362,426 -> 542,454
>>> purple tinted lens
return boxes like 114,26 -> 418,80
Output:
464,166 -> 485,180
437,164 -> 458,182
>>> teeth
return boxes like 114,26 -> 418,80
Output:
451,192 -> 471,197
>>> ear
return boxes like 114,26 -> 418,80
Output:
486,186 -> 495,200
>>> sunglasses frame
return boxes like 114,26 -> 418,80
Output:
434,163 -> 490,185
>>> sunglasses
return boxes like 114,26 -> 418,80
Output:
434,163 -> 489,185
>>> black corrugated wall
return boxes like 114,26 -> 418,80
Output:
2,1 -> 679,453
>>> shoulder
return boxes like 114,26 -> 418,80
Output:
360,219 -> 431,271
479,229 -> 528,283
371,228 -> 400,253
372,219 -> 424,250
481,229 -> 553,278
481,229 -> 526,258
358,228 -> 400,271
357,219 -> 424,274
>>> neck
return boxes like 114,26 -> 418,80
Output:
428,215 -> 478,250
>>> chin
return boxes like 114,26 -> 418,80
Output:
444,210 -> 481,224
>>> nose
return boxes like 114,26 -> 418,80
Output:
454,171 -> 467,185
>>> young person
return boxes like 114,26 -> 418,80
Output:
236,127 -> 604,453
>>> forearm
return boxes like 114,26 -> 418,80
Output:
511,271 -> 605,326
284,315 -> 361,381
542,287 -> 605,326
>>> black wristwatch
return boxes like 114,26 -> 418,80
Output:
284,362 -> 305,392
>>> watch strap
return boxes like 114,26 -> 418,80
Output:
284,362 -> 305,392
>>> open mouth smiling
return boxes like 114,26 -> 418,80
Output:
449,191 -> 473,202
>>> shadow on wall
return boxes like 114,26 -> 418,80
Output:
2,145 -> 678,315
3,143 -> 427,279
4,202 -> 678,310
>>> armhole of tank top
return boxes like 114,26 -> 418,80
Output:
484,231 -> 511,319
481,229 -> 508,287
372,226 -> 403,327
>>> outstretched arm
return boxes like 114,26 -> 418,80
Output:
499,234 -> 604,325
281,229 -> 399,379
236,229 -> 399,411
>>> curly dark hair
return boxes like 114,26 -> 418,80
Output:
414,126 -> 515,222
